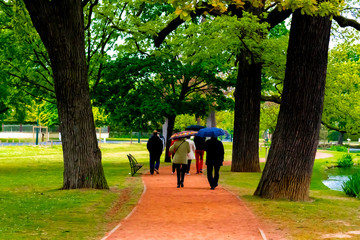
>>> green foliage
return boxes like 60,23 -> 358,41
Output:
342,173 -> 360,198
0,1 -> 55,103
268,21 -> 290,38
94,52 -> 233,131
337,153 -> 354,168
216,110 -> 234,133
173,114 -> 201,132
322,43 -> 360,135
169,12 -> 269,67
329,145 -> 348,152
261,22 -> 288,98
260,102 -> 279,134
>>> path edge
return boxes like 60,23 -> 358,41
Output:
101,177 -> 147,240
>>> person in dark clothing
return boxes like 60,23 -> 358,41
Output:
194,136 -> 205,173
146,130 -> 163,175
204,137 -> 224,190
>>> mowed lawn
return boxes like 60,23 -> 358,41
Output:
0,143 -> 151,240
0,142 -> 359,239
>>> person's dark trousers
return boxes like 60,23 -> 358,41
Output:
149,153 -> 157,174
207,164 -> 221,188
155,157 -> 160,171
174,163 -> 187,186
186,159 -> 192,173
172,163 -> 176,173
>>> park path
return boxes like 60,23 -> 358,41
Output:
102,164 -> 285,240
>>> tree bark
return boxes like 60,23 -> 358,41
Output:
338,131 -> 345,145
23,0 -> 108,189
164,115 -> 176,162
254,10 -> 331,200
231,52 -> 261,172
206,109 -> 216,128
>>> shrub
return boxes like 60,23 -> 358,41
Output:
329,145 -> 348,152
342,173 -> 360,198
337,154 -> 354,168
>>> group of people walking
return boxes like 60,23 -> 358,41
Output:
147,130 -> 224,190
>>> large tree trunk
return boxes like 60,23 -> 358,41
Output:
254,10 -> 331,200
231,52 -> 261,172
23,0 -> 108,189
164,115 -> 176,162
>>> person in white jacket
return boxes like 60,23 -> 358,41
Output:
186,137 -> 196,175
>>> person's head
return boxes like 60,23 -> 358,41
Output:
152,130 -> 158,136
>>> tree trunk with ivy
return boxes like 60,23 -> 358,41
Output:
254,10 -> 331,200
23,0 -> 108,189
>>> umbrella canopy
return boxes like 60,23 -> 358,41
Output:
196,127 -> 227,138
185,125 -> 206,131
169,130 -> 198,140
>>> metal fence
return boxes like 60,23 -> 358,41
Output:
0,125 -> 109,140
1,125 -> 108,133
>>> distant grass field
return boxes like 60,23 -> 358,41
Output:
1,142 -> 359,239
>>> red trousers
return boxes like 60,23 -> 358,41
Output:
195,150 -> 205,173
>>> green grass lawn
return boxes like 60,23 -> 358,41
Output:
220,145 -> 360,239
0,143 -> 149,239
1,142 -> 359,239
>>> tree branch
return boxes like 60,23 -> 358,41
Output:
84,0 -> 99,30
7,72 -> 55,94
82,0 -> 90,8
333,15 -> 360,31
0,106 -> 10,115
321,120 -> 342,132
154,7 -> 209,48
260,94 -> 281,104
264,8 -> 292,29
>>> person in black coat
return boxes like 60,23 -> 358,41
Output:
204,137 -> 224,189
147,130 -> 163,175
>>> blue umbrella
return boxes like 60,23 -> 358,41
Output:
196,127 -> 227,138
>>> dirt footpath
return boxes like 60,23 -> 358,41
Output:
102,165 -> 285,240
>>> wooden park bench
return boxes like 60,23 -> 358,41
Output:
127,154 -> 143,176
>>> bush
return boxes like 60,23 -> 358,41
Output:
342,173 -> 360,198
337,154 -> 354,168
329,145 -> 348,152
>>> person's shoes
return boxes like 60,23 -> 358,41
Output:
177,185 -> 180,188
186,173 -> 190,175
200,170 -> 203,173
210,187 -> 215,190
154,168 -> 159,174
172,172 -> 175,174
180,183 -> 184,188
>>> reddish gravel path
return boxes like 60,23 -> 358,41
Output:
102,151 -> 332,240
102,165 -> 285,240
